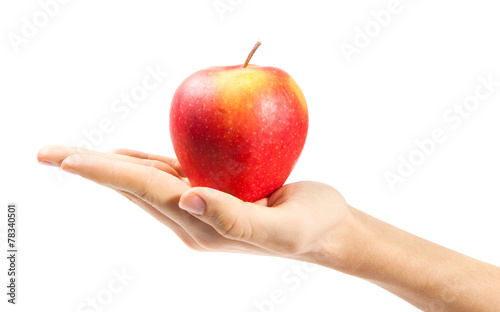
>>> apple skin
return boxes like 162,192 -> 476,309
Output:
170,64 -> 308,202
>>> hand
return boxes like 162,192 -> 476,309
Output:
37,146 -> 353,262
37,146 -> 500,311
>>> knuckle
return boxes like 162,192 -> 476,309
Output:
137,167 -> 160,203
214,203 -> 253,241
146,159 -> 163,169
108,159 -> 119,179
146,159 -> 179,177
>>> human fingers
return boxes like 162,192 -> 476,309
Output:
178,187 -> 305,255
37,145 -> 181,178
115,189 -> 205,252
61,154 -> 272,254
109,148 -> 186,177
116,188 -> 274,255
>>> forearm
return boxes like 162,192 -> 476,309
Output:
313,207 -> 500,311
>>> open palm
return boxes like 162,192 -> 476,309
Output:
37,146 -> 351,261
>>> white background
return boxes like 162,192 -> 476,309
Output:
1,0 -> 500,311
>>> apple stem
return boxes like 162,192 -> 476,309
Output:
243,41 -> 262,68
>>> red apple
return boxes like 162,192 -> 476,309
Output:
170,42 -> 308,202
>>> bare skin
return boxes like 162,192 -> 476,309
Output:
37,145 -> 500,311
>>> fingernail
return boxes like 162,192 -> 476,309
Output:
179,194 -> 206,215
38,160 -> 58,167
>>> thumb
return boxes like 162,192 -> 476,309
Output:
178,187 -> 273,243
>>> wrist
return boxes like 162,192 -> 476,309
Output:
300,205 -> 371,275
